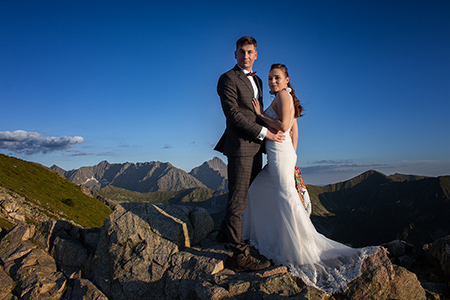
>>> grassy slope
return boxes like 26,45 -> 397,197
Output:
0,154 -> 112,228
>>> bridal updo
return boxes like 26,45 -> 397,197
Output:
270,63 -> 303,118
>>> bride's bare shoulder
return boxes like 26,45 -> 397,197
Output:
279,90 -> 292,105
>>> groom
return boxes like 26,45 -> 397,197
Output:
215,36 -> 284,271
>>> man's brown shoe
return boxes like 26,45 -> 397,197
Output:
230,253 -> 271,272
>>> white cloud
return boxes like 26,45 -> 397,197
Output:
0,130 -> 84,155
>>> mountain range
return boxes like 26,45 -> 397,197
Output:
51,157 -> 228,192
1,154 -> 448,299
52,157 -> 450,250
0,154 -> 445,253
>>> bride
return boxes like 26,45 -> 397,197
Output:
243,63 -> 378,294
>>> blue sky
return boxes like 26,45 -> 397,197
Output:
1,0 -> 449,185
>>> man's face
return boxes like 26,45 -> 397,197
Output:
235,44 -> 258,71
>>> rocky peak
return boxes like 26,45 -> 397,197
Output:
189,157 -> 228,191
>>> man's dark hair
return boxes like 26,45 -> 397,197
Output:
236,36 -> 257,49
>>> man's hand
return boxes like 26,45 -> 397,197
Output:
265,127 -> 285,143
252,98 -> 263,117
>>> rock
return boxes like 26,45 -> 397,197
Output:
421,282 -> 450,300
228,280 -> 251,296
255,273 -> 302,296
195,281 -> 230,300
0,187 -> 51,226
335,247 -> 426,300
389,265 -> 427,299
86,203 -> 198,300
3,242 -> 66,299
383,239 -> 414,257
0,224 -> 35,247
13,248 -> 57,282
431,235 -> 450,277
188,206 -> 215,245
62,278 -> 108,300
398,255 -> 416,269
0,224 -> 67,300
52,236 -> 89,268
79,227 -> 101,253
17,271 -> 66,300
0,204 -> 446,300
165,245 -> 231,300
1,240 -> 38,266
32,220 -> 72,252
0,264 -> 15,299
0,225 -> 39,271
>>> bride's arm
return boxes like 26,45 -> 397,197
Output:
290,118 -> 298,151
252,91 -> 292,132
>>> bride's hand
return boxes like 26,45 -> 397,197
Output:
252,98 -> 262,116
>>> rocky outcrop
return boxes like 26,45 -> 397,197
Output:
0,186 -> 83,229
0,203 -> 448,299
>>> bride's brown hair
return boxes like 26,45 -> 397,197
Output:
270,63 -> 303,118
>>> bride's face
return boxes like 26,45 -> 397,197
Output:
268,68 -> 289,93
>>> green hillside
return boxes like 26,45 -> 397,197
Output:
0,154 -> 112,228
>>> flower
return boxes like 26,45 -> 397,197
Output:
294,167 -> 308,210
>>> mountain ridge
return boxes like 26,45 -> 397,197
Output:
307,170 -> 450,249
52,160 -> 207,192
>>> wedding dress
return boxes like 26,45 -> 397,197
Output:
243,93 -> 378,294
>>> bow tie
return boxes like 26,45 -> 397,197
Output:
246,71 -> 256,76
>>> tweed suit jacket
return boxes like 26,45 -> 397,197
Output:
215,65 -> 265,157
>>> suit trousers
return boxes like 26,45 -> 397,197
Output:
221,153 -> 262,255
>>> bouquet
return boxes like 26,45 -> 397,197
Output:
294,167 -> 311,216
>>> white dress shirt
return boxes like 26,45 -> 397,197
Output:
242,68 -> 267,141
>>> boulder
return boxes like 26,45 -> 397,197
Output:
335,247 -> 426,300
86,203 -> 214,300
165,244 -> 231,300
0,224 -> 37,267
0,264 -> 16,300
16,270 -> 66,300
32,219 -> 72,252
79,227 -> 101,253
383,239 -> 414,257
52,236 -> 89,268
431,235 -> 450,277
0,226 -> 67,300
62,278 -> 108,300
